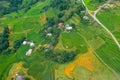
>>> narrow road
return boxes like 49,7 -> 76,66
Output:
81,0 -> 120,49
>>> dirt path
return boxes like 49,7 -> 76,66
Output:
81,0 -> 120,49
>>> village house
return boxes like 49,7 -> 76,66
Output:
22,40 -> 35,47
47,33 -> 52,37
47,27 -> 52,31
58,22 -> 63,29
22,41 -> 27,45
15,75 -> 24,80
65,24 -> 73,31
45,44 -> 53,51
15,74 -> 24,80
81,10 -> 86,13
104,5 -> 109,9
30,42 -> 35,47
22,40 -> 35,56
26,49 -> 33,56
83,16 -> 89,20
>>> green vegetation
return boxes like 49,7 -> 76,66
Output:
0,27 -> 10,53
13,37 -> 26,52
84,0 -> 97,10
0,54 -> 18,79
97,6 -> 120,43
96,41 -> 120,73
84,0 -> 107,10
0,0 -> 120,80
61,31 -> 88,53
75,14 -> 120,76
24,54 -> 55,80
0,0 -> 46,16
96,4 -> 120,73
0,0 -> 81,79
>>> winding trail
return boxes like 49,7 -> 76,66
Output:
81,0 -> 120,49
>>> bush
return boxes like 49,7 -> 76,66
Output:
13,37 -> 25,50
50,0 -> 70,11
57,12 -> 64,18
47,18 -> 56,27
24,77 -> 30,80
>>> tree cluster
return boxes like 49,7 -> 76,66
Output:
0,27 -> 10,53
91,0 -> 107,3
0,0 -> 23,15
13,37 -> 26,52
43,50 -> 76,64
0,0 -> 46,16
50,0 -> 71,11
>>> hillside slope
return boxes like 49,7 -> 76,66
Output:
0,0 -> 120,80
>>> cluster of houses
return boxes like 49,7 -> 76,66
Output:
58,22 -> 73,31
45,23 -> 74,39
58,15 -> 90,31
104,3 -> 115,9
21,20 -> 90,56
22,40 -> 35,56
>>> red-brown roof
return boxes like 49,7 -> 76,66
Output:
58,22 -> 63,28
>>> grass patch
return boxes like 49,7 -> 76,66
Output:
84,0 -> 97,10
61,31 -> 88,53
96,41 -> 120,73
88,36 -> 105,50
97,6 -> 120,43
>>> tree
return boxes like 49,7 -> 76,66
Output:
3,27 -> 9,38
71,23 -> 76,28
50,0 -> 70,11
24,77 -> 30,80
13,37 -> 25,51
9,0 -> 23,7
92,0 -> 107,3
76,3 -> 85,15
47,18 -> 56,27
67,11 -> 74,20
57,12 -> 64,18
